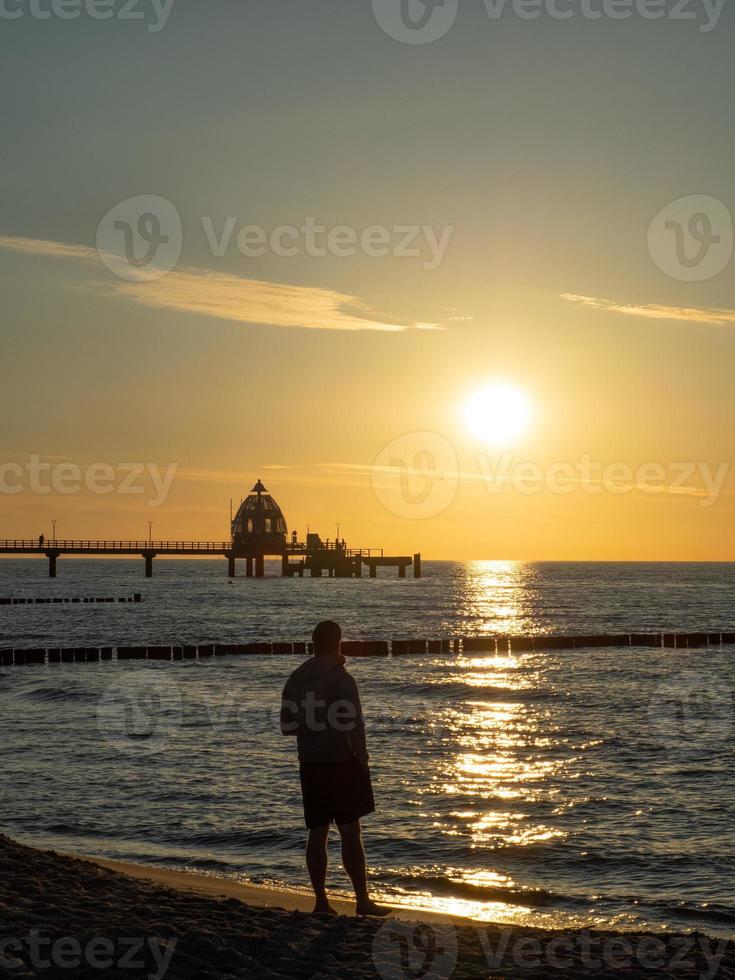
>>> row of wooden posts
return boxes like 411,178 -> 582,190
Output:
1,632 -> 733,666
0,595 -> 143,606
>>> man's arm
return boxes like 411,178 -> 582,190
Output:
340,672 -> 369,764
280,680 -> 301,736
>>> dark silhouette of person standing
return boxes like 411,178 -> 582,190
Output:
39,533 -> 44,548
280,621 -> 390,917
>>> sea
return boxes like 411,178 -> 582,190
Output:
1,559 -> 733,937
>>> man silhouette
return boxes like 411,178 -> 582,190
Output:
281,621 -> 390,917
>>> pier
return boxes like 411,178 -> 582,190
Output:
0,539 -> 230,578
0,480 -> 421,579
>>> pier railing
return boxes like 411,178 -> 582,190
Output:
286,543 -> 385,557
2,540 -> 386,555
0,540 -> 231,552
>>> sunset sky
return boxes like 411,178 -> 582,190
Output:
1,1 -> 733,559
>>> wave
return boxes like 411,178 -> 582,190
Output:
161,828 -> 302,851
180,857 -> 235,871
390,871 -> 581,909
387,871 -> 735,928
656,901 -> 735,925
20,686 -> 93,704
392,681 -> 557,702
40,822 -> 108,839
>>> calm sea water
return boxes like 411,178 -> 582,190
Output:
1,559 -> 734,936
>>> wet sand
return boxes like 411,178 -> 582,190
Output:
86,856 -> 455,923
0,835 -> 731,979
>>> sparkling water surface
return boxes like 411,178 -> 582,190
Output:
1,559 -> 733,936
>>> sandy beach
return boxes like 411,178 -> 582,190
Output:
0,834 -> 732,979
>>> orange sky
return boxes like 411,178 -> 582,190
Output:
1,6 -> 733,560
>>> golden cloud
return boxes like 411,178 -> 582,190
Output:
0,234 -> 438,333
562,292 -> 735,326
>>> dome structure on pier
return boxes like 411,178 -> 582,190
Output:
231,480 -> 288,555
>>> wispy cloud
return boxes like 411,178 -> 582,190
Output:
0,234 -> 438,333
111,270 -> 437,333
321,461 -> 728,500
561,292 -> 735,326
0,235 -> 102,262
167,459 -> 733,502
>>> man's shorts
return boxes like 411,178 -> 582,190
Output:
299,758 -> 376,829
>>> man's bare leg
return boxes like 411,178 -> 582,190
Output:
306,824 -> 337,915
337,819 -> 391,916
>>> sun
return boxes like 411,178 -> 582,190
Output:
462,383 -> 532,446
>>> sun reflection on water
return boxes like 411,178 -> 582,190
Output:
371,886 -> 616,931
463,560 -> 539,635
404,577 -> 579,926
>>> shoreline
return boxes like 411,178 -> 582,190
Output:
1,834 -> 732,979
83,854 -> 462,925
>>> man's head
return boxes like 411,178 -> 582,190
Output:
312,620 -> 342,656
